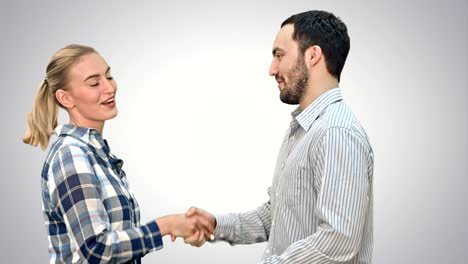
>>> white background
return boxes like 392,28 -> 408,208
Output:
1,0 -> 467,263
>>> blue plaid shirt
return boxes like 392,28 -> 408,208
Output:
41,125 -> 163,263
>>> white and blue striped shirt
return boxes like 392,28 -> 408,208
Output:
215,88 -> 374,263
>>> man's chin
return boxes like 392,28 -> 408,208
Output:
280,93 -> 299,105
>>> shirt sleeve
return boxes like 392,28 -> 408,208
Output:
48,145 -> 163,263
261,127 -> 372,264
213,188 -> 272,245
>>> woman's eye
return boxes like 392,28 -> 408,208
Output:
106,76 -> 113,80
90,82 -> 99,87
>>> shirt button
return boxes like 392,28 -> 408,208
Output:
281,162 -> 285,169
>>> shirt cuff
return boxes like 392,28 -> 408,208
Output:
213,213 -> 237,241
140,221 -> 164,253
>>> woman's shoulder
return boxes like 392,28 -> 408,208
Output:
50,135 -> 91,155
45,136 -> 91,164
42,136 -> 93,177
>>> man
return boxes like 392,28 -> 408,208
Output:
187,10 -> 374,263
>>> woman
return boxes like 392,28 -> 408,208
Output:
23,44 -> 211,263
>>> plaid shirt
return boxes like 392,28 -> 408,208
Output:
41,125 -> 163,263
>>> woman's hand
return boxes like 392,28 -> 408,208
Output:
156,213 -> 214,247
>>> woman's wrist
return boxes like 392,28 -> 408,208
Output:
155,215 -> 173,236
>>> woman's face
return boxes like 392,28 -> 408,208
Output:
65,53 -> 118,130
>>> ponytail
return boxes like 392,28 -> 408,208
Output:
23,44 -> 97,150
23,79 -> 58,150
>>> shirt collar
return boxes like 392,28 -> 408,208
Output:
293,87 -> 343,131
54,124 -> 106,148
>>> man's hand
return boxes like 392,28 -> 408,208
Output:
182,206 -> 217,246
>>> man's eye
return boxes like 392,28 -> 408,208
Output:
106,76 -> 113,80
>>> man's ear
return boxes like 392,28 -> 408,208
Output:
304,45 -> 323,67
55,89 -> 75,109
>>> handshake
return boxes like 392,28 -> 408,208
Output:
156,207 -> 216,247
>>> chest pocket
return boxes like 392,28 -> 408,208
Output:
102,190 -> 133,226
276,158 -> 312,207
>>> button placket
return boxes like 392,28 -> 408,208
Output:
282,125 -> 299,170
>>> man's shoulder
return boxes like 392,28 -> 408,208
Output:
321,101 -> 356,128
311,101 -> 370,141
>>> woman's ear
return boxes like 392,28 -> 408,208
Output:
305,45 -> 323,67
55,89 -> 75,109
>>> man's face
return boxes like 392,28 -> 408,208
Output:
269,24 -> 309,105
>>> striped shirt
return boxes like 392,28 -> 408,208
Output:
41,125 -> 163,263
215,88 -> 374,263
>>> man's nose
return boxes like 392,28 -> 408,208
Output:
269,60 -> 278,77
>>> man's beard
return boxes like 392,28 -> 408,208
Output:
279,56 -> 309,105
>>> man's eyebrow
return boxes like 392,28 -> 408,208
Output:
83,67 -> 111,82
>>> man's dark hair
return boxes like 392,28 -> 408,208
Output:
281,10 -> 350,82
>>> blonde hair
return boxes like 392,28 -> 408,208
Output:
23,44 -> 97,150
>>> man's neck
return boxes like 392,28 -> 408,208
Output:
299,77 -> 339,110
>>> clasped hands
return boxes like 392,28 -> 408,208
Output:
156,207 -> 216,247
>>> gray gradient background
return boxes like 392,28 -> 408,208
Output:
1,0 -> 467,263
